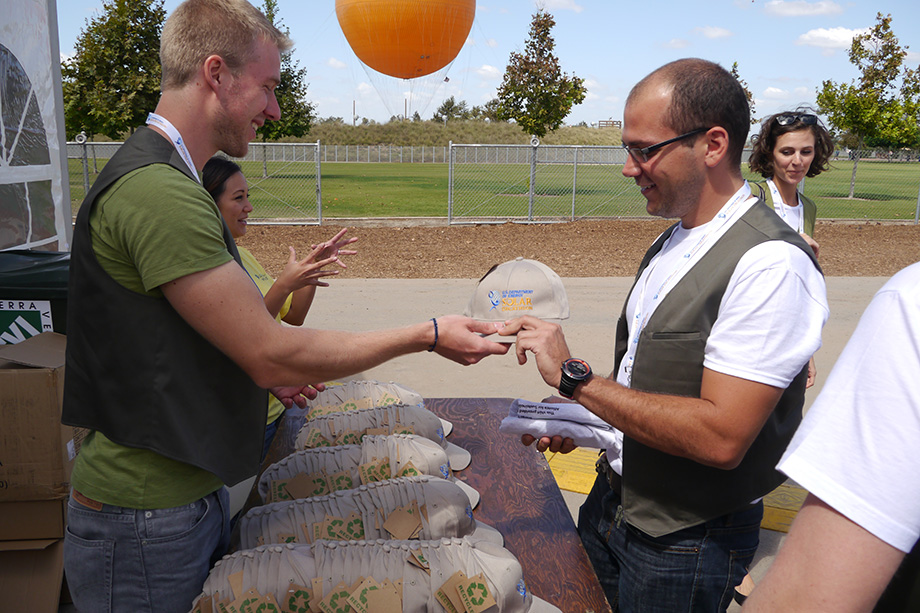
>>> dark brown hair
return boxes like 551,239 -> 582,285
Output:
202,156 -> 242,200
628,58 -> 751,167
749,108 -> 834,178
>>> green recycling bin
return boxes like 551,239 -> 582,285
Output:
0,250 -> 70,344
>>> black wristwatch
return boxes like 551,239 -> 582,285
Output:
559,358 -> 592,399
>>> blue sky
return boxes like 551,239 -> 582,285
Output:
56,0 -> 920,128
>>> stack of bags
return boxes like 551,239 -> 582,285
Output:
190,380 -> 559,612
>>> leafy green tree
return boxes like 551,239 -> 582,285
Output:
817,13 -> 920,196
433,96 -> 471,123
61,0 -> 165,139
730,61 -> 757,125
257,0 -> 316,141
494,10 -> 586,138
470,99 -> 505,122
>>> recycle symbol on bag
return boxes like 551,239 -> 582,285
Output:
464,582 -> 489,606
287,589 -> 311,613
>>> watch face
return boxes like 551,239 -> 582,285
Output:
566,359 -> 590,377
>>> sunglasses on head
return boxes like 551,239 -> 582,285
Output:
775,113 -> 818,126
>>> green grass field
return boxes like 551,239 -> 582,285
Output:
68,157 -> 920,220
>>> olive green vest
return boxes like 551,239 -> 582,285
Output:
750,180 -> 817,237
614,198 -> 820,537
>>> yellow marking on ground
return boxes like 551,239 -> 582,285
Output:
543,448 -> 809,533
762,483 -> 808,533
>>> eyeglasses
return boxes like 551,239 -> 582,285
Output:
775,113 -> 818,126
622,128 -> 707,164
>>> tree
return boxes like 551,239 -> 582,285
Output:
61,0 -> 165,140
494,10 -> 587,138
256,0 -> 316,142
817,13 -> 920,197
730,62 -> 757,125
470,99 -> 504,122
432,96 -> 470,123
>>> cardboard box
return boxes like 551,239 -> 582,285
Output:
0,498 -> 68,611
0,332 -> 83,501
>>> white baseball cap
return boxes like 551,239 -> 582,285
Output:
239,475 -> 502,550
295,403 -> 471,470
464,257 -> 569,323
198,537 -> 561,612
305,379 -> 453,436
258,434 -> 481,508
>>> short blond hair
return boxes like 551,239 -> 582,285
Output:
160,0 -> 292,90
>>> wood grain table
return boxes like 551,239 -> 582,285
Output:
238,397 -> 611,613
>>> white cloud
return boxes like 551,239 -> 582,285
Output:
327,57 -> 347,70
695,26 -> 733,39
539,0 -> 584,13
475,64 -> 502,79
907,51 -> 920,64
762,87 -> 790,100
796,27 -> 867,50
663,38 -> 690,49
585,91 -> 600,101
764,1 -> 843,17
485,38 -> 499,48
356,82 -> 376,97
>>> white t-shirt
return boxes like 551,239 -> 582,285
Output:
618,191 -> 827,389
607,187 -> 828,473
778,262 -> 920,553
767,178 -> 805,234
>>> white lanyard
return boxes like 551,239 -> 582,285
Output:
766,178 -> 804,233
145,112 -> 200,183
622,183 -> 753,385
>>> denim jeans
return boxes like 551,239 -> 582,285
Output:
577,473 -> 761,613
64,487 -> 230,613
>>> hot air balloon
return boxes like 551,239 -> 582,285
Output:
335,0 -> 475,118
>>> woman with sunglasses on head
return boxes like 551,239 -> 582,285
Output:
203,156 -> 358,459
732,110 -> 833,606
749,109 -> 834,258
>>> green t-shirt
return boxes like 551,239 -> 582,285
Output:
71,163 -> 235,509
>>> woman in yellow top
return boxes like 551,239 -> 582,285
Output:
203,156 -> 357,458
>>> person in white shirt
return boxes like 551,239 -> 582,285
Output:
743,262 -> 920,612
500,58 -> 828,612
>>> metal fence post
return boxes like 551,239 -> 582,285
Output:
77,132 -> 90,195
571,146 -> 579,221
914,180 -> 920,224
528,137 -> 539,221
316,140 -> 323,224
448,141 -> 454,223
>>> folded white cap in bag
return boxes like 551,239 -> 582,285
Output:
305,379 -> 453,436
195,537 -> 560,612
259,434 -> 480,508
239,475 -> 502,550
296,403 -> 471,470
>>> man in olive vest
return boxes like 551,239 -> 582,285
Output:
501,58 -> 828,611
61,1 -> 508,610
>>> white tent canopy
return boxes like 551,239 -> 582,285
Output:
0,0 -> 71,252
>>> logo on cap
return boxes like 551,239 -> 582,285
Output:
465,258 -> 569,323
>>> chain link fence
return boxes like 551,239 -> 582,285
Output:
68,141 -> 920,224
448,143 -> 644,223
68,141 -> 322,222
319,144 -> 448,163
449,142 -> 920,224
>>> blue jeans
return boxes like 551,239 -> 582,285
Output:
577,473 -> 761,612
64,487 -> 230,613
